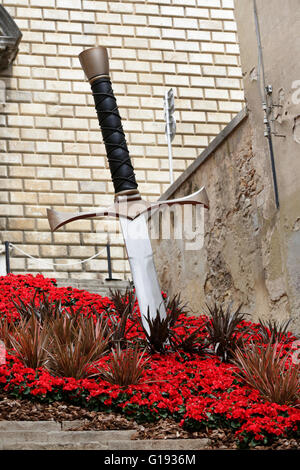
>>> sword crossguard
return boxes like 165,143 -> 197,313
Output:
47,187 -> 209,232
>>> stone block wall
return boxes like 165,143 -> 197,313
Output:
152,111 -> 257,318
0,0 -> 244,280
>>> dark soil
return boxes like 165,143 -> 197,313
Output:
0,390 -> 135,430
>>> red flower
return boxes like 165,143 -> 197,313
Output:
0,273 -> 299,448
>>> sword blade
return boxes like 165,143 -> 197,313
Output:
119,214 -> 166,335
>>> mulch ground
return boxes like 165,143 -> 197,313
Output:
0,391 -> 299,450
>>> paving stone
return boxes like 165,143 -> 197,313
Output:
61,419 -> 88,430
0,441 -> 109,450
0,430 -> 136,444
56,279 -> 130,295
110,438 -> 211,450
0,421 -> 210,450
0,421 -> 61,431
0,439 -> 210,451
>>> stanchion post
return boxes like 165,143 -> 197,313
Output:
106,242 -> 113,281
105,241 -> 122,282
4,241 -> 10,274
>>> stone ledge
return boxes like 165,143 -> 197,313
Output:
55,279 -> 131,294
0,420 -> 61,431
0,430 -> 136,443
0,438 -> 211,451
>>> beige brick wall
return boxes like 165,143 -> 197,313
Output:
0,0 -> 244,281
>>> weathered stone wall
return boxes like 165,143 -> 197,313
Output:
152,110 -> 262,318
153,0 -> 300,333
234,0 -> 300,331
0,0 -> 244,281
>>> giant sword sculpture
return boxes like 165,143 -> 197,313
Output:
47,46 -> 209,332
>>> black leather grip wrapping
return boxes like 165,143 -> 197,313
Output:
91,77 -> 138,194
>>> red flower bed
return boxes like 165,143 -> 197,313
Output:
0,274 -> 299,448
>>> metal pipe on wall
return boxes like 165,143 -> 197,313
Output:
252,0 -> 280,209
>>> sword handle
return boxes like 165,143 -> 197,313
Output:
79,46 -> 138,195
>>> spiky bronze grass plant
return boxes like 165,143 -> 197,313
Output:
257,318 -> 293,344
171,325 -> 211,356
96,345 -> 149,386
108,303 -> 136,349
7,289 -> 113,378
109,287 -> 136,317
77,314 -> 112,358
48,313 -> 75,345
139,294 -> 190,354
141,309 -> 171,354
46,314 -> 111,379
205,303 -> 249,362
108,288 -> 138,348
136,296 -> 181,353
0,317 -> 14,349
9,315 -> 51,369
166,293 -> 188,327
233,341 -> 300,405
12,288 -> 65,324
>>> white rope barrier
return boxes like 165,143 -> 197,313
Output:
9,242 -> 107,269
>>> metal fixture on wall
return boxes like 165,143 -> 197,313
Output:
253,0 -> 280,209
0,6 -> 22,71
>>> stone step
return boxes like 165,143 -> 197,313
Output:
0,421 -> 211,450
0,438 -> 210,451
0,430 -> 135,444
61,420 -> 89,430
56,279 -> 131,296
0,420 -> 61,431
1,441 -> 108,450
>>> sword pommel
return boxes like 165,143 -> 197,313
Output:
79,46 -> 109,82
